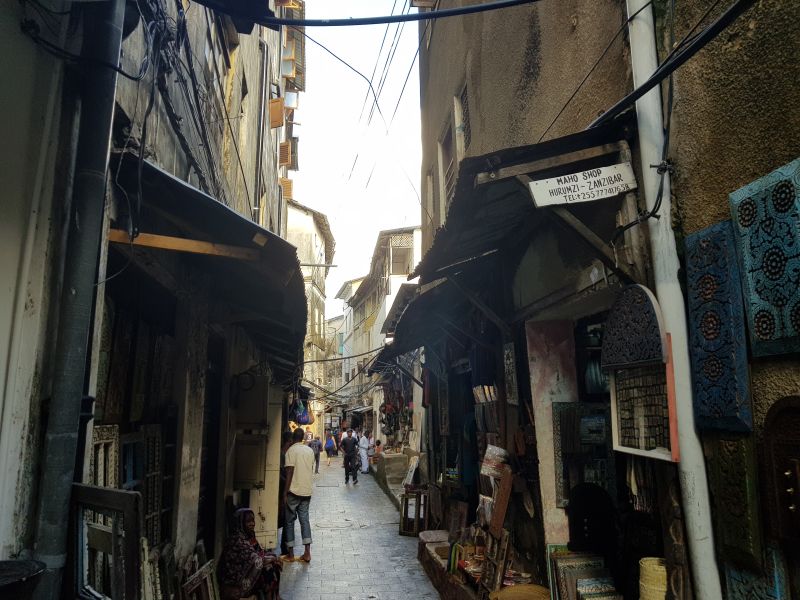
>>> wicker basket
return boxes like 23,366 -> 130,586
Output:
489,584 -> 549,600
639,557 -> 667,600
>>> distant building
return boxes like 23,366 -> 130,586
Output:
287,200 -> 336,392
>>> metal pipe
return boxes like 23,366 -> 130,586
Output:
32,0 -> 125,597
624,1 -> 721,597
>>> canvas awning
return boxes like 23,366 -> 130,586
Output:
112,153 -> 306,386
411,112 -> 637,285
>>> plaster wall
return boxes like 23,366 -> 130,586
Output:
667,2 -> 800,433
525,320 -> 578,545
419,0 -> 632,246
0,2 -> 68,558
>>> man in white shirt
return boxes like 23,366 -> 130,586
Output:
358,430 -> 371,474
283,427 -> 315,561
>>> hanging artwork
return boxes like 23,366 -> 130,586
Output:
601,285 -> 666,370
729,157 -> 800,356
602,286 -> 679,462
685,221 -> 752,432
503,342 -> 519,405
724,546 -> 789,600
703,435 -> 763,571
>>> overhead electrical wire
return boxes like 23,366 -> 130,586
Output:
357,0 -> 400,122
257,0 -> 535,28
536,0 -> 653,143
589,0 -> 755,128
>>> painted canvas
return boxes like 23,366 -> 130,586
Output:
729,157 -> 800,356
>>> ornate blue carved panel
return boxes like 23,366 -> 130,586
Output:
729,157 -> 800,357
601,285 -> 667,370
685,221 -> 752,432
724,546 -> 788,600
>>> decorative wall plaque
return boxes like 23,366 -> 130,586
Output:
724,546 -> 789,600
703,435 -> 763,571
685,221 -> 752,432
601,285 -> 667,370
603,286 -> 678,462
729,157 -> 800,356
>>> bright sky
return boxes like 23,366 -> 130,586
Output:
291,1 -> 423,318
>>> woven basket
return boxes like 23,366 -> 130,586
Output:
489,584 -> 549,600
639,557 -> 667,600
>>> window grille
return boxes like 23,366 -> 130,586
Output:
460,86 -> 471,150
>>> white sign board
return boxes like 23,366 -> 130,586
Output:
528,162 -> 637,207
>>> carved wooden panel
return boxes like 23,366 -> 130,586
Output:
724,546 -> 788,600
601,285 -> 667,370
685,221 -> 752,432
703,435 -> 763,571
142,424 -> 163,547
762,396 -> 800,543
729,157 -> 800,357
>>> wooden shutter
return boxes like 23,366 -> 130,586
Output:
279,141 -> 292,167
269,98 -> 284,129
279,177 -> 293,200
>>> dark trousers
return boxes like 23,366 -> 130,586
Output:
314,452 -> 320,473
344,454 -> 359,482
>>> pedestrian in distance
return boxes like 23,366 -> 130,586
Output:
304,426 -> 313,442
339,428 -> 359,484
324,430 -> 337,466
358,430 -> 371,474
283,428 -> 315,562
308,435 -> 322,474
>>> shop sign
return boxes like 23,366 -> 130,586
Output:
527,162 -> 637,207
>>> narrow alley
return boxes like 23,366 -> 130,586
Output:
279,458 -> 438,600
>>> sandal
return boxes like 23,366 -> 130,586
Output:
280,555 -> 295,563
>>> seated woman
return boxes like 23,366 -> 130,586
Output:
219,508 -> 282,600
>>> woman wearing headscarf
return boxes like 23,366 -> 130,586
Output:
219,508 -> 282,600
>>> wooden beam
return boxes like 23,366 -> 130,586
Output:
108,229 -> 260,261
393,360 -> 424,389
447,276 -> 511,337
475,142 -> 624,186
546,205 -> 640,284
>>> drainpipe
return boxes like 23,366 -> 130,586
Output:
625,1 -> 722,598
32,0 -> 125,597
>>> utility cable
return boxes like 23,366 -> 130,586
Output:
303,346 -> 384,365
257,0 -> 535,27
291,27 -> 389,131
537,0 -> 653,142
357,0 -> 399,122
589,0 -> 755,128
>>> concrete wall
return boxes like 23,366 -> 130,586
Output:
0,1 -> 70,558
419,0 -> 632,249
667,0 -> 800,432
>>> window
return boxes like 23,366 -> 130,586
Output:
438,124 -> 455,220
391,247 -> 413,275
457,85 -> 471,152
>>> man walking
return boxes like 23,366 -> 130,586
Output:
358,430 -> 371,475
308,435 -> 322,474
340,428 -> 359,485
283,427 -> 315,562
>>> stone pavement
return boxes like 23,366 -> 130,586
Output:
278,455 -> 439,600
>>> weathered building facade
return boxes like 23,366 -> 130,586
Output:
0,0 -> 309,597
336,227 -> 422,446
384,0 -> 800,598
287,200 -> 335,392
